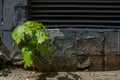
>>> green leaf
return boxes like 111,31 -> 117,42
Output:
27,36 -> 37,49
40,23 -> 46,30
38,44 -> 52,56
23,21 -> 46,30
35,30 -> 50,44
12,25 -> 32,44
22,47 -> 34,69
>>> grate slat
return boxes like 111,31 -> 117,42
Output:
30,0 -> 120,28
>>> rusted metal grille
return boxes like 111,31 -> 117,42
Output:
30,0 -> 120,28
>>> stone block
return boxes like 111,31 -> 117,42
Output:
76,55 -> 90,71
105,31 -> 119,55
105,54 -> 120,71
51,53 -> 77,72
0,0 -> 2,25
72,38 -> 103,55
89,55 -> 103,71
2,31 -> 23,63
48,29 -> 104,55
3,0 -> 27,30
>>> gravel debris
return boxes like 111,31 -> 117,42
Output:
0,66 -> 120,80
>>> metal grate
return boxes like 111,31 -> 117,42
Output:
30,0 -> 120,28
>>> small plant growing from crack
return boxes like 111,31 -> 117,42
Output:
12,21 -> 52,69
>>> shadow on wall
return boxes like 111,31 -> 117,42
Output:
0,37 -> 11,68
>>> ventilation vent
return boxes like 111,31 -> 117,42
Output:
30,0 -> 120,28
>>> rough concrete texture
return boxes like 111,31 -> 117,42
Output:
1,0 -> 27,64
32,29 -> 120,71
1,27 -> 120,71
90,55 -> 103,71
3,0 -> 27,30
3,29 -> 120,71
47,29 -> 103,71
51,53 -> 77,71
0,0 -> 2,23
104,31 -> 120,70
1,0 -> 120,71
2,0 -> 27,58
105,31 -> 119,55
105,54 -> 120,71
0,0 -> 2,37
47,29 -> 104,55
1,31 -> 23,63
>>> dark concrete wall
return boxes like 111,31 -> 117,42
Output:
2,0 -> 27,63
46,29 -> 120,71
0,0 -> 2,31
3,0 -> 27,31
34,29 -> 120,71
47,29 -> 120,55
1,0 -> 120,71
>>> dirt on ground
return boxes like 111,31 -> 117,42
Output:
0,66 -> 120,80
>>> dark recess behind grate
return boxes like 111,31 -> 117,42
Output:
30,0 -> 120,29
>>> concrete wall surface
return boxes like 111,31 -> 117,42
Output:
0,0 -> 120,71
